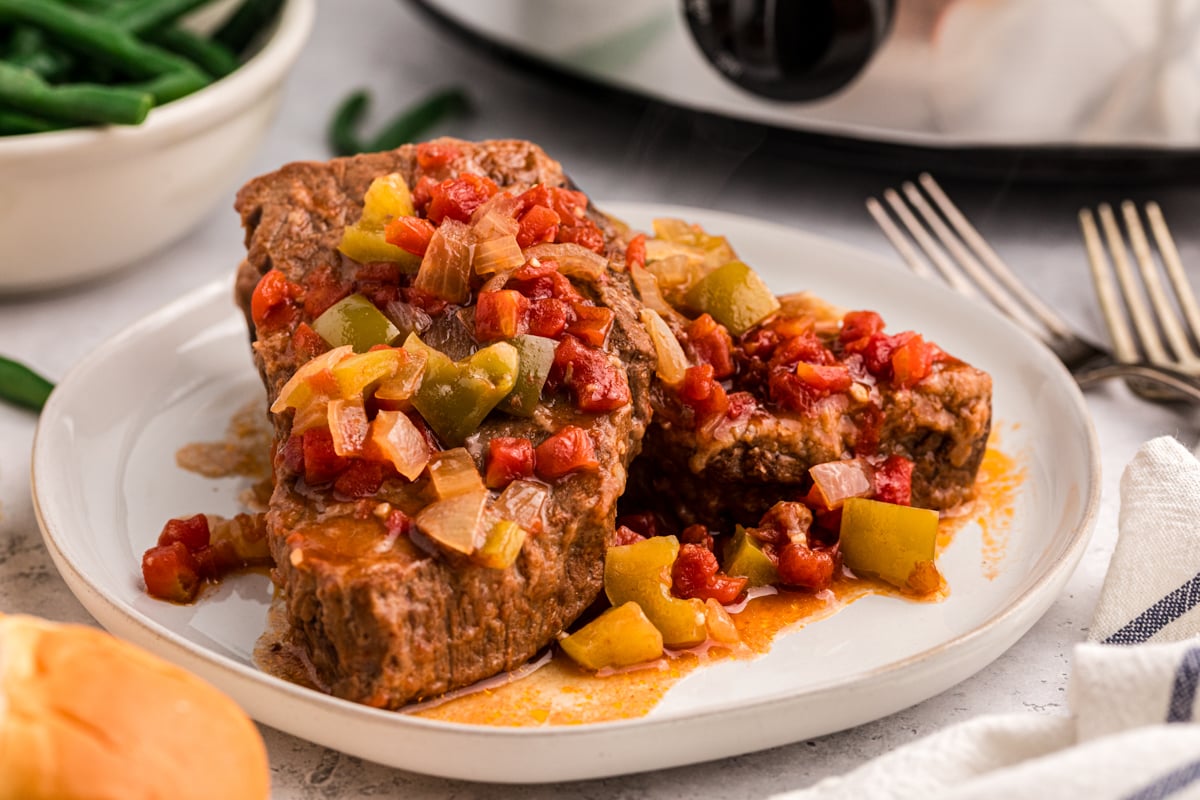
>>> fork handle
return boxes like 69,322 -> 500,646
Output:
1073,361 -> 1200,404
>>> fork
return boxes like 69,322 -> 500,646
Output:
865,174 -> 1200,404
1079,201 -> 1200,402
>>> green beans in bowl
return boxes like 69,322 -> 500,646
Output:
0,0 -> 314,291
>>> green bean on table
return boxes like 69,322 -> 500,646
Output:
0,355 -> 54,412
328,87 -> 472,157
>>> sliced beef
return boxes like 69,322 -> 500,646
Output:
234,139 -> 655,707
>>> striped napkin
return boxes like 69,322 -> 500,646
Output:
777,436 -> 1200,800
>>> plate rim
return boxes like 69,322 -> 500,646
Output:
31,203 -> 1101,763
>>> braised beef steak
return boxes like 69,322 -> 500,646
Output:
234,140 -> 654,707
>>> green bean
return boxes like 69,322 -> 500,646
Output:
147,26 -> 237,77
131,66 -> 207,103
0,109 -> 67,134
367,88 -> 471,152
328,88 -> 472,157
0,355 -> 54,412
213,0 -> 281,55
327,89 -> 369,156
0,0 -> 198,78
106,0 -> 211,34
0,61 -> 152,124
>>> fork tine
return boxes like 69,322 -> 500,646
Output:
917,173 -> 1073,340
865,196 -> 935,279
1146,202 -> 1200,359
1121,201 -> 1196,364
876,187 -> 979,298
1080,208 -> 1140,363
1097,203 -> 1171,364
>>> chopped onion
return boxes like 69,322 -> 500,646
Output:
415,487 -> 489,555
270,345 -> 354,414
809,459 -> 874,509
327,398 -> 370,457
490,479 -> 549,534
630,262 -> 688,326
524,242 -> 609,280
370,410 -> 430,480
645,253 -> 696,289
473,234 -> 524,275
415,218 -> 474,304
427,447 -> 485,499
640,308 -> 689,386
470,192 -> 520,240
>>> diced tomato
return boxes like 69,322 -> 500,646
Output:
777,543 -> 836,591
557,221 -> 605,253
517,205 -> 561,249
612,525 -> 646,546
679,523 -> 714,551
485,437 -> 535,489
686,313 -> 735,379
302,263 -> 352,319
551,335 -> 631,413
516,185 -> 588,221
157,514 -> 210,550
401,286 -> 450,315
302,427 -> 349,485
771,332 -> 836,369
672,543 -> 747,604
755,501 -> 814,546
527,297 -> 571,338
678,364 -> 729,425
840,310 -> 885,348
726,390 -> 757,421
385,215 -> 437,256
427,174 -> 499,225
874,454 -> 914,506
142,542 -> 201,603
769,362 -> 851,413
534,425 -> 599,479
566,303 -> 614,346
890,333 -> 935,388
854,401 -> 884,457
415,141 -> 460,170
291,322 -> 329,362
475,290 -> 530,342
507,262 -> 581,302
334,460 -> 385,498
625,233 -> 647,271
411,175 -> 439,214
250,269 -> 300,332
354,262 -> 404,309
615,511 -> 675,539
278,433 -> 305,475
192,540 -> 240,582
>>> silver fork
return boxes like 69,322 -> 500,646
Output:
865,174 -> 1200,404
1079,201 -> 1200,402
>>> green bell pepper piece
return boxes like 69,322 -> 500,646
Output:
684,260 -> 781,335
404,334 -> 519,446
313,294 -> 401,353
498,334 -> 556,417
723,525 -> 779,587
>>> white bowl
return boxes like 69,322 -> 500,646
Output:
0,0 -> 315,292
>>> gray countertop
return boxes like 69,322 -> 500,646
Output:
2,0 -> 1199,796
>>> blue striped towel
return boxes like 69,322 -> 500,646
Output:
778,436 -> 1200,800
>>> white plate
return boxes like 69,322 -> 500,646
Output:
32,203 -> 1099,783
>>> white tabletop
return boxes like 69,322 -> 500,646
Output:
2,0 -> 1200,795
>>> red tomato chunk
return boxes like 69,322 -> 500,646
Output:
142,541 -> 201,604
873,454 -> 915,506
475,290 -> 530,341
385,216 -> 437,256
685,314 -> 735,379
678,364 -> 729,425
517,205 -> 561,249
303,427 -> 349,485
415,141 -> 460,170
250,269 -> 300,332
672,543 -> 747,604
534,426 -> 599,479
777,542 -> 837,591
566,303 -> 614,347
552,335 -> 631,413
427,174 -> 499,224
486,437 -> 536,489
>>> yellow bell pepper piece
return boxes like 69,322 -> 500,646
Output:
723,525 -> 779,587
270,345 -> 354,415
604,536 -> 707,648
560,602 -> 664,671
360,172 -> 415,226
840,497 -> 941,592
337,174 -> 422,268
684,260 -> 780,335
338,226 -> 421,270
475,519 -> 528,569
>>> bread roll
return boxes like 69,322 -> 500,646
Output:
0,614 -> 269,800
